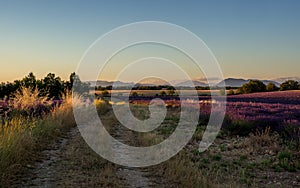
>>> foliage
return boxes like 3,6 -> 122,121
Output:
131,91 -> 139,97
219,89 -> 226,96
280,80 -> 299,91
238,80 -> 266,94
0,72 -> 88,100
266,82 -> 279,92
71,74 -> 91,94
38,73 -> 64,99
167,89 -> 175,96
159,90 -> 167,96
101,90 -> 110,97
222,120 -> 256,136
228,89 -> 235,95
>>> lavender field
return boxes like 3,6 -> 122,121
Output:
129,90 -> 300,134
226,91 -> 300,126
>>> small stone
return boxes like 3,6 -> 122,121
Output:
268,150 -> 275,155
26,164 -> 34,169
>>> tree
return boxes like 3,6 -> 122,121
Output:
239,80 -> 266,94
131,91 -> 139,97
102,90 -> 110,97
167,89 -> 175,96
71,73 -> 91,94
159,91 -> 166,96
228,89 -> 235,95
266,82 -> 279,92
65,72 -> 76,91
39,73 -> 64,99
219,89 -> 226,96
22,72 -> 37,88
280,80 -> 299,91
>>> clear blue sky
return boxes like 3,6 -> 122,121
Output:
1,0 -> 300,82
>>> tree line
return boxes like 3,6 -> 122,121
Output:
0,72 -> 89,100
234,80 -> 300,94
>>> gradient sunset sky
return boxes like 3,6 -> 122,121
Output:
1,0 -> 300,82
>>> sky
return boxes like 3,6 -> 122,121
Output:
1,0 -> 300,82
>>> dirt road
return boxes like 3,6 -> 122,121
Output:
15,124 -> 158,188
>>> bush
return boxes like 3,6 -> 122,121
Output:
167,89 -> 175,96
280,80 -> 299,91
266,82 -> 279,92
131,91 -> 139,97
101,90 -> 110,97
159,91 -> 166,96
239,80 -> 266,94
219,89 -> 226,96
222,120 -> 256,136
228,89 -> 235,95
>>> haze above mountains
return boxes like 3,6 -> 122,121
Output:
88,77 -> 300,88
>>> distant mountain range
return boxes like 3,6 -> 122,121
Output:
89,80 -> 134,87
175,80 -> 208,87
87,77 -> 300,88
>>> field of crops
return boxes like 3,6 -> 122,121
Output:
226,91 -> 300,126
2,90 -> 299,128
95,89 -> 219,96
1,90 -> 300,186
129,91 -> 300,132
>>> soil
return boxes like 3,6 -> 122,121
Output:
13,126 -> 157,188
10,119 -> 300,188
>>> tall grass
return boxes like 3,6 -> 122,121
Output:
0,87 -> 77,185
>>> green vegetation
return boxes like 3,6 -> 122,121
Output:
0,72 -> 89,100
159,90 -> 167,96
101,89 -> 110,97
238,80 -> 266,94
236,79 -> 300,94
280,80 -> 299,91
266,82 -> 279,92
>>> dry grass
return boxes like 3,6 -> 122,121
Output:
12,87 -> 48,109
238,126 -> 282,155
0,89 -> 78,186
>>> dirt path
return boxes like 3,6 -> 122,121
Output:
16,124 -> 157,187
113,124 -> 155,188
19,128 -> 78,187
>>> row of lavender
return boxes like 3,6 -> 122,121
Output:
226,91 -> 300,127
130,91 -> 300,131
2,90 -> 299,129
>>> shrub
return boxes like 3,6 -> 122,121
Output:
101,90 -> 110,97
228,89 -> 235,95
219,89 -> 226,96
266,82 -> 279,92
159,91 -> 166,96
167,89 -> 175,96
239,80 -> 266,94
280,125 -> 300,149
131,91 -> 139,97
278,150 -> 296,172
280,80 -> 299,91
222,120 -> 256,136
